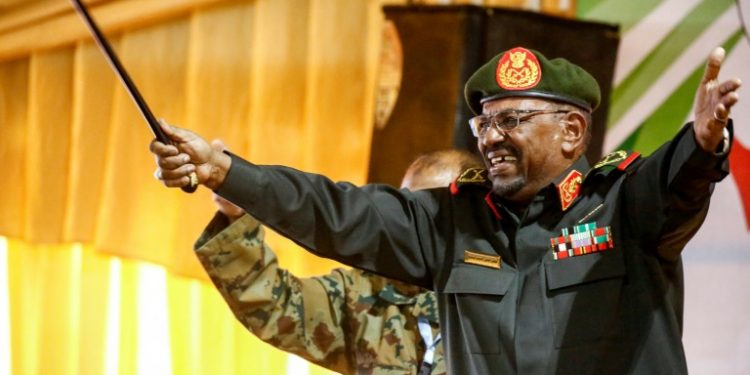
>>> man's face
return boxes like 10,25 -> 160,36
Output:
476,97 -> 567,204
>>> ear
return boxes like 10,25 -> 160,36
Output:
559,111 -> 588,156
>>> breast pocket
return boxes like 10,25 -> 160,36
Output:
441,264 -> 516,354
544,249 -> 627,348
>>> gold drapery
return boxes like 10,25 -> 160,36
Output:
1,0 -> 382,279
0,0 -> 573,373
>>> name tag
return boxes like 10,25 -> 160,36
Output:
463,250 -> 501,269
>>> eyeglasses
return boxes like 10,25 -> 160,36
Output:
468,109 -> 570,138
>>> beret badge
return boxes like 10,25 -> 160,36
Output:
496,47 -> 541,90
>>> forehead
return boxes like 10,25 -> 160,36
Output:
481,97 -> 555,114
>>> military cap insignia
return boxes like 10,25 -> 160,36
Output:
463,249 -> 502,269
465,46 -> 601,115
550,221 -> 614,260
496,47 -> 541,90
450,167 -> 490,195
557,169 -> 583,211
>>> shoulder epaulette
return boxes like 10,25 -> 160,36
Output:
586,150 -> 641,179
450,167 -> 491,195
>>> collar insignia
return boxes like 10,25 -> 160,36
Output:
496,47 -> 541,90
558,169 -> 583,211
450,168 -> 490,195
592,150 -> 641,171
593,150 -> 627,169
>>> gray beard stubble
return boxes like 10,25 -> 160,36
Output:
492,177 -> 526,197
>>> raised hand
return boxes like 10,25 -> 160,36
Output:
693,47 -> 742,152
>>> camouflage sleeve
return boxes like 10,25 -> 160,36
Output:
194,212 -> 354,374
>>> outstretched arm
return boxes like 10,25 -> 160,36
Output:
150,124 -> 439,288
195,211 -> 354,374
198,195 -> 437,373
626,47 -> 742,261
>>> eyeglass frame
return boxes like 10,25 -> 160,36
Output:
468,108 -> 571,138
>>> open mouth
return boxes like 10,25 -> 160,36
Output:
490,155 -> 518,165
486,149 -> 520,175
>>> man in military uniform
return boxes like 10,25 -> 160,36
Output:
151,46 -> 741,374
195,149 -> 481,375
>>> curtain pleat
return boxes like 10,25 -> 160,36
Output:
25,50 -> 74,243
0,59 -> 28,238
170,1 -> 257,278
94,19 -> 189,268
78,245 -> 112,375
0,0 -> 572,373
117,260 -> 139,375
64,42 -> 117,242
7,241 -> 41,375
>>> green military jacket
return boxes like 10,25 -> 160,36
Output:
215,123 -> 732,374
194,213 -> 445,375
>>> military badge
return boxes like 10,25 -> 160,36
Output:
557,169 -> 583,211
464,249 -> 502,269
456,167 -> 488,184
450,167 -> 490,195
592,150 -> 641,171
550,221 -> 614,260
592,150 -> 627,170
496,47 -> 541,90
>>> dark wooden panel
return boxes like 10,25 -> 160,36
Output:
368,5 -> 619,186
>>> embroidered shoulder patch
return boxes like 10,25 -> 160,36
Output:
592,150 -> 641,171
450,168 -> 491,195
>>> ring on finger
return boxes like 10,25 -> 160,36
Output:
713,109 -> 728,124
153,169 -> 163,180
188,172 -> 198,188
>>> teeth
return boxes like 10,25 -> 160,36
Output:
490,155 -> 517,165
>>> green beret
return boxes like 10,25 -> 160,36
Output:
464,47 -> 601,114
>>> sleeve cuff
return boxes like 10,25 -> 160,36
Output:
669,121 -> 732,183
716,126 -> 731,155
194,213 -> 260,253
214,152 -> 266,211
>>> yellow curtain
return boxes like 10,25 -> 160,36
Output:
0,0 -> 573,374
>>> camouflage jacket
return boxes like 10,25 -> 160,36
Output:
194,213 -> 445,375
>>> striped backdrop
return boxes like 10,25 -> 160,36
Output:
580,1 -> 750,374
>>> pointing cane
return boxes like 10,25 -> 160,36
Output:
69,0 -> 198,193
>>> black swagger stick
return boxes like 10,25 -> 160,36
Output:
69,0 -> 198,192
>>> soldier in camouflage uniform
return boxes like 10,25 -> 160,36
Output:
194,149 -> 481,375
